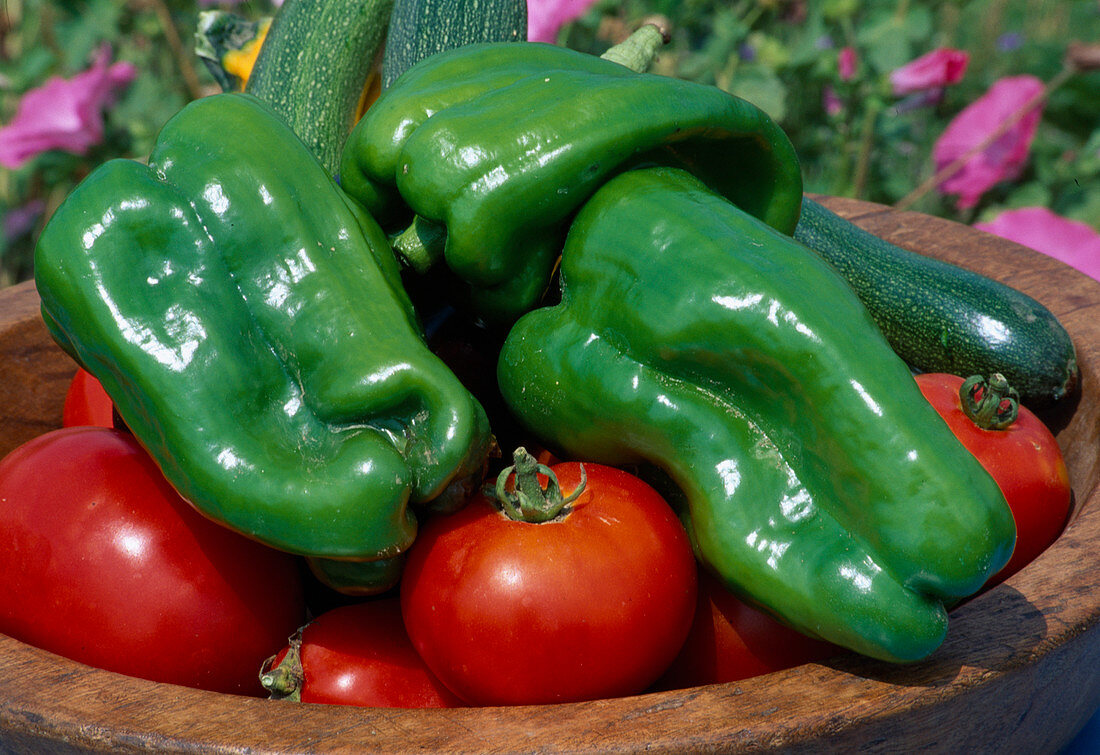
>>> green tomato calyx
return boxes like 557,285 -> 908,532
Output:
960,373 -> 1020,431
491,447 -> 586,523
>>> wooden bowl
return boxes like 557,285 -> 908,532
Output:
2,198 -> 1098,753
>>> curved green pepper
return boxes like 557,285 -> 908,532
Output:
340,39 -> 803,320
34,93 -> 491,565
498,167 -> 1014,662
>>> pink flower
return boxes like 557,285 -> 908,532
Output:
527,0 -> 600,44
975,207 -> 1100,282
932,75 -> 1045,210
0,45 -> 137,170
890,48 -> 969,96
823,85 -> 844,116
838,46 -> 858,81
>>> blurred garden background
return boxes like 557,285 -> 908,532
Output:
1,0 -> 1098,287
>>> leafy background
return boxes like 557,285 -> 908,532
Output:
1,0 -> 1098,287
564,1 -> 1100,219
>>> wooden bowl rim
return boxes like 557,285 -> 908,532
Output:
1,198 -> 1099,753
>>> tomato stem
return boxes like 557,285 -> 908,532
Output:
491,447 -> 586,523
259,629 -> 305,702
960,373 -> 1019,430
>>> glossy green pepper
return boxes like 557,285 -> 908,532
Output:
339,35 -> 803,321
34,93 -> 492,569
497,167 -> 1015,663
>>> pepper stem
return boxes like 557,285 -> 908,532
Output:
601,23 -> 670,73
491,447 -> 586,523
389,215 -> 447,274
259,629 -> 305,702
960,373 -> 1020,431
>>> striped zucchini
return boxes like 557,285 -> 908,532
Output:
794,197 -> 1078,407
381,0 -> 528,88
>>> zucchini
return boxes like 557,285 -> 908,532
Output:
246,0 -> 396,176
794,197 -> 1078,408
381,0 -> 527,89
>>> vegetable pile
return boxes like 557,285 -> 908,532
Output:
0,0 -> 1080,707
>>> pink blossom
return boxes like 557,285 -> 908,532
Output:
0,46 -> 137,170
932,75 -> 1044,210
527,0 -> 599,44
838,47 -> 858,81
975,207 -> 1100,282
889,48 -> 969,96
823,85 -> 843,116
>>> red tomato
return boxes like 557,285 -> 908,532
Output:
62,368 -> 116,428
400,457 -> 698,706
656,569 -> 836,689
263,598 -> 463,708
915,373 -> 1072,584
0,427 -> 306,695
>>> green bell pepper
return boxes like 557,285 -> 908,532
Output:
34,93 -> 492,568
497,167 -> 1015,662
339,38 -> 803,321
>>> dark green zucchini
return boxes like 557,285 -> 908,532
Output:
246,0 -> 396,176
794,197 -> 1078,408
381,0 -> 527,89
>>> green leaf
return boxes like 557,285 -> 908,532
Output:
1004,183 -> 1053,210
856,6 -> 934,74
746,32 -> 791,69
7,48 -> 57,90
823,0 -> 859,21
54,0 -> 125,69
1062,186 -> 1100,229
110,73 -> 189,157
787,12 -> 831,68
723,63 -> 788,123
856,17 -> 912,74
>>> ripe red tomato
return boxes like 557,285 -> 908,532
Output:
915,373 -> 1071,584
656,569 -> 837,690
62,368 -> 115,428
400,455 -> 698,706
0,427 -> 306,695
262,598 -> 463,708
